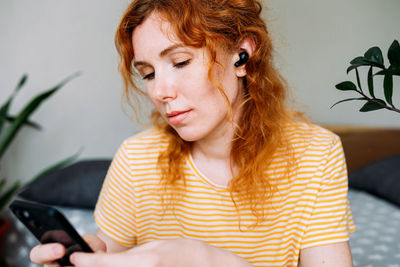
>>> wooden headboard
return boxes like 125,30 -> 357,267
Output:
324,125 -> 400,172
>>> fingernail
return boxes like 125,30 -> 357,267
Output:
70,253 -> 76,264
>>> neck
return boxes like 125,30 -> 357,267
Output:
192,121 -> 234,161
190,109 -> 242,187
190,82 -> 245,185
190,123 -> 236,186
191,86 -> 244,161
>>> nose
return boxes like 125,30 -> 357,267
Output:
152,72 -> 177,102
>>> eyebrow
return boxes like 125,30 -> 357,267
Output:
134,44 -> 186,68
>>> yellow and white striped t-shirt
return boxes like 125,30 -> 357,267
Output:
94,122 -> 355,267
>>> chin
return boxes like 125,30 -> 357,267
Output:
173,126 -> 206,142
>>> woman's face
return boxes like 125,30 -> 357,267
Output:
132,13 -> 245,142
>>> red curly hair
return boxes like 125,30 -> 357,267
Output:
115,0 -> 294,223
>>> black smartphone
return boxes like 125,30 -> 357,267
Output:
9,199 -> 93,266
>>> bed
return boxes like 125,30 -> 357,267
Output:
326,125 -> 400,266
3,125 -> 400,266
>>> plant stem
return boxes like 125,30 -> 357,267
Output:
356,89 -> 400,113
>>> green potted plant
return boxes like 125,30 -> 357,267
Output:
0,73 -> 79,255
332,40 -> 400,113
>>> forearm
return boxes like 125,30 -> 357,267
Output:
96,229 -> 131,253
71,237 -> 252,267
187,239 -> 252,267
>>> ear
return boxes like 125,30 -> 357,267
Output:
234,38 -> 256,77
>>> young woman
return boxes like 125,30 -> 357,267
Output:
30,0 -> 355,266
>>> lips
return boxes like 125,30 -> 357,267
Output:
166,110 -> 192,125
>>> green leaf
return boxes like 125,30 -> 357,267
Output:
6,116 -> 42,130
350,56 -> 370,66
335,81 -> 357,91
16,74 -> 28,90
0,72 -> 80,159
355,68 -> 363,92
394,68 -> 400,76
383,73 -> 393,105
348,56 -> 385,72
375,69 -> 388,76
0,151 -> 79,211
0,181 -> 20,211
0,105 -> 8,136
364,46 -> 384,65
388,66 -> 400,76
376,66 -> 400,76
388,40 -> 400,67
330,97 -> 368,109
0,180 -> 5,194
0,74 -> 28,135
367,66 -> 375,98
346,65 -> 357,74
359,99 -> 386,112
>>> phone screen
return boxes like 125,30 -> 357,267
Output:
10,200 -> 93,266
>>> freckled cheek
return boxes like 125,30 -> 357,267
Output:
180,66 -> 210,91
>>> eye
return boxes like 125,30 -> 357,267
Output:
173,59 -> 191,68
142,72 -> 155,80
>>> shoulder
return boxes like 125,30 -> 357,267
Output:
110,128 -> 168,175
121,127 -> 169,152
278,121 -> 348,186
283,120 -> 341,148
279,120 -> 344,165
112,128 -> 169,163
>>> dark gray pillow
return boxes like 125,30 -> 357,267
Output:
18,159 -> 111,209
348,154 -> 400,207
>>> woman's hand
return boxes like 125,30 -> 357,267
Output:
30,233 -> 106,266
71,240 -> 167,267
70,238 -> 252,267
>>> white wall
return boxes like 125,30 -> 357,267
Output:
265,0 -> 400,126
1,0 -> 399,185
0,0 -> 137,184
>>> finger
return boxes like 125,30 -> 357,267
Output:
83,233 -> 106,252
30,243 -> 65,265
70,252 -> 137,267
71,251 -> 161,267
70,252 -> 106,267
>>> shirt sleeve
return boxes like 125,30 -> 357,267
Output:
301,135 -> 356,249
94,140 -> 137,247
